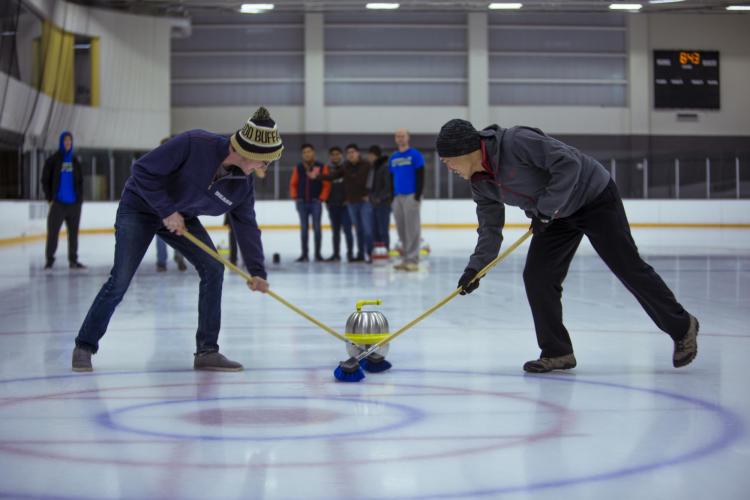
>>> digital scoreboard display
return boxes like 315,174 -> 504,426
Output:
653,50 -> 720,109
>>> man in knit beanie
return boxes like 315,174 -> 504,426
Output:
73,107 -> 283,373
436,119 -> 699,373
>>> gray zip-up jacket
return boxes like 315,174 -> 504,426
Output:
466,125 -> 610,272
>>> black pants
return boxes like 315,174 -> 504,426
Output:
45,201 -> 82,263
523,180 -> 690,358
327,203 -> 354,258
228,225 -> 238,264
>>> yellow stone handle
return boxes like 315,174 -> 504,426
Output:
356,300 -> 382,312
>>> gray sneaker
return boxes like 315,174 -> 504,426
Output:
673,314 -> 699,368
523,353 -> 577,373
72,346 -> 93,372
194,352 -> 243,372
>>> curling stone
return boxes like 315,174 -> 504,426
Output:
344,300 -> 392,372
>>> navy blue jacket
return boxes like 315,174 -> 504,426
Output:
121,130 -> 266,279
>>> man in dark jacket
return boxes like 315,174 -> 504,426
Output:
367,145 -> 393,251
319,144 -> 373,263
324,146 -> 354,262
41,131 -> 85,269
289,143 -> 330,262
436,119 -> 699,373
72,107 -> 283,373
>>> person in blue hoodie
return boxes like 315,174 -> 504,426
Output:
41,131 -> 85,269
72,107 -> 284,372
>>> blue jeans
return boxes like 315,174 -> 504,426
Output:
295,199 -> 322,257
156,236 -> 183,266
326,204 -> 353,258
76,201 -> 224,354
372,205 -> 391,250
156,236 -> 167,266
347,202 -> 374,258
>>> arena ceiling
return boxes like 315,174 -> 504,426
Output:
65,1 -> 744,17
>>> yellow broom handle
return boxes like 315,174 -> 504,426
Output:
181,230 -> 349,343
357,229 -> 533,360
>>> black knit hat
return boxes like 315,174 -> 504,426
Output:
231,106 -> 284,161
436,119 -> 481,158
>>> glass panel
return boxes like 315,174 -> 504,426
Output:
0,0 -> 21,80
709,157 -> 738,199
647,156 -> 677,199
677,158 -> 707,199
251,168 -> 276,201
612,159 -> 644,199
740,159 -> 750,199
14,0 -> 43,87
73,35 -> 92,105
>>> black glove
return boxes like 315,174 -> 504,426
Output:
458,268 -> 480,295
531,213 -> 552,234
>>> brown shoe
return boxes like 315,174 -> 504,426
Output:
194,352 -> 243,372
523,353 -> 577,373
72,346 -> 93,372
673,314 -> 699,368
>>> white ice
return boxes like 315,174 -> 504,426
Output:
0,228 -> 748,500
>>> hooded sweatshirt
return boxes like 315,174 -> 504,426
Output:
466,125 -> 610,272
41,131 -> 82,204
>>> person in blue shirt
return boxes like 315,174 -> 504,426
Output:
41,131 -> 85,270
72,107 -> 283,373
389,129 -> 424,272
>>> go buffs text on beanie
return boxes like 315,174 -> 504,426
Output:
230,106 -> 284,162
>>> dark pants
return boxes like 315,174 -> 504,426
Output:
327,204 -> 353,258
45,201 -> 82,263
155,237 -> 183,266
523,180 -> 690,358
347,202 -> 374,259
373,204 -> 391,250
228,224 -> 238,265
76,202 -> 224,354
295,199 -> 322,257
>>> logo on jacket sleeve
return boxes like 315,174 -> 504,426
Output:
214,191 -> 233,206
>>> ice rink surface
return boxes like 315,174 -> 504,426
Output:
0,228 -> 748,499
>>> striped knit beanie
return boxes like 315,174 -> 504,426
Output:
436,119 -> 481,158
231,106 -> 284,162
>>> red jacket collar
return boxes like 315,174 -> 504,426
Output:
471,139 -> 495,183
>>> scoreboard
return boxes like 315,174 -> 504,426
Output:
653,50 -> 720,110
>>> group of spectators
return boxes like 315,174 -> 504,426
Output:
289,128 -> 425,271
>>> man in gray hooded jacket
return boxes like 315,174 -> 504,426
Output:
436,119 -> 698,373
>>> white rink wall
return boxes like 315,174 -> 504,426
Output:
1,200 -> 748,254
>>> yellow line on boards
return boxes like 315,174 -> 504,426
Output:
1,222 -> 748,247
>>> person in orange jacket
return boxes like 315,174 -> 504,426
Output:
290,143 -> 331,262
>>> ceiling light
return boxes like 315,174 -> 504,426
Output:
609,3 -> 642,10
726,5 -> 750,10
240,3 -> 274,14
366,3 -> 400,9
489,3 -> 523,9
648,0 -> 685,4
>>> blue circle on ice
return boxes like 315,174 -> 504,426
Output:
95,395 -> 425,441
